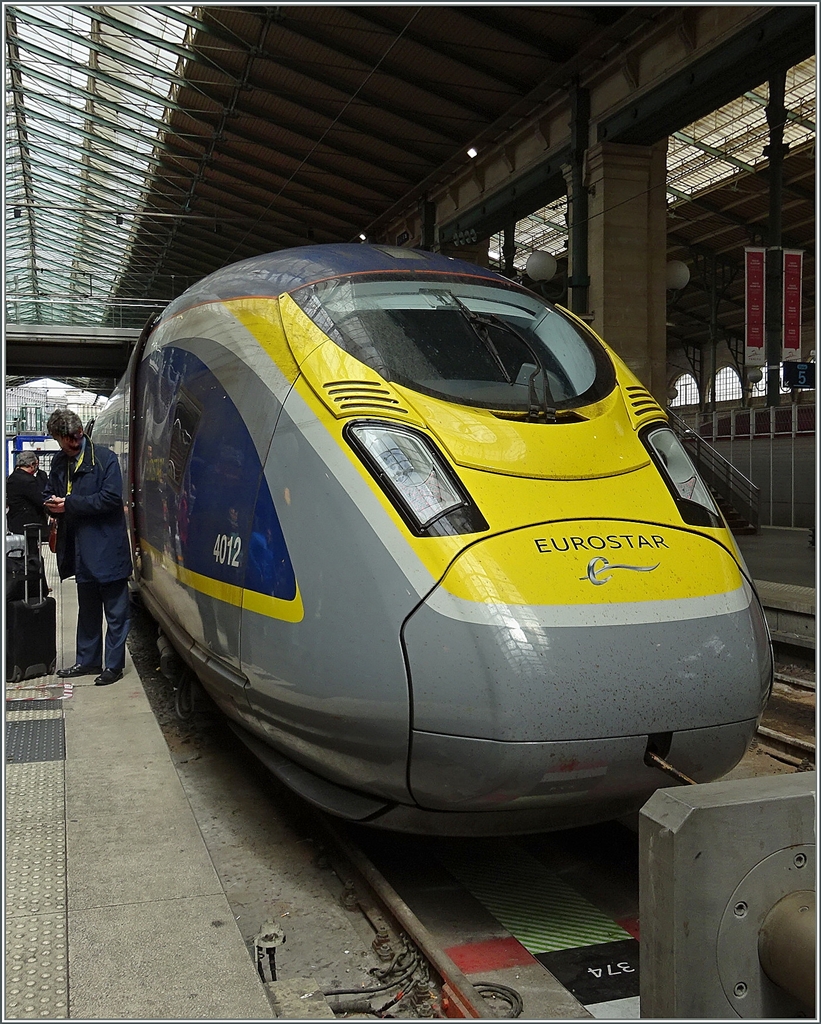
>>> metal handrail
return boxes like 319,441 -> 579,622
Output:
668,410 -> 760,530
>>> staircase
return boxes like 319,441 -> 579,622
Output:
668,411 -> 760,535
709,489 -> 758,535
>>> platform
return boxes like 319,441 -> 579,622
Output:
735,525 -> 816,591
4,547 -> 272,1020
4,527 -> 815,1019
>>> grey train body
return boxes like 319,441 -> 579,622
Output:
91,245 -> 772,835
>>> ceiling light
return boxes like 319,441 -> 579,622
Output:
467,147 -> 478,159
359,233 -> 367,242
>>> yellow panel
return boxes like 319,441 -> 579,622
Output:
393,384 -> 651,480
439,520 -> 743,605
458,460 -> 681,533
274,290 -> 737,602
226,297 -> 300,383
141,540 -> 304,623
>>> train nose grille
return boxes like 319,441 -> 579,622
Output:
323,380 -> 409,416
625,385 -> 664,423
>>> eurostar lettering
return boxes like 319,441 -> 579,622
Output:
534,534 -> 669,553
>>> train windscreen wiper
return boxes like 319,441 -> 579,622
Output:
452,297 -> 512,384
452,299 -> 557,423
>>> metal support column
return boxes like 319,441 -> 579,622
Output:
502,222 -> 516,278
567,81 -> 590,316
420,200 -> 436,252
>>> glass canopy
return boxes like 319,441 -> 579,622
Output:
3,5 -> 815,324
5,4 -> 192,325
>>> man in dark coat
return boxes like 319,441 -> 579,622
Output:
44,409 -> 132,686
6,451 -> 49,537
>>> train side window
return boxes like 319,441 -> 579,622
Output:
166,387 -> 202,491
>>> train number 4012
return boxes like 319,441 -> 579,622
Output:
213,533 -> 242,567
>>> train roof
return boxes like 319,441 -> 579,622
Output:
160,244 -> 514,321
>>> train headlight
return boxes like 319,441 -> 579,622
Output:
345,421 -> 487,536
644,425 -> 721,527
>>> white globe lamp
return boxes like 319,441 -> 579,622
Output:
666,260 -> 690,291
526,250 -> 558,282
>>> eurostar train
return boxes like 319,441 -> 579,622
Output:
93,244 -> 772,835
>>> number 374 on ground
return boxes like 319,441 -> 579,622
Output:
588,961 -> 635,978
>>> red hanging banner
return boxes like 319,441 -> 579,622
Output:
782,249 -> 803,360
744,247 -> 766,367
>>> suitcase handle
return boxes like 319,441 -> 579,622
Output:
23,523 -> 46,605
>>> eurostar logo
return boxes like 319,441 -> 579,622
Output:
581,555 -> 660,586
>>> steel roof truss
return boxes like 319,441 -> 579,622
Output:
347,8 -> 533,94
250,9 -> 507,126
16,133 -> 189,197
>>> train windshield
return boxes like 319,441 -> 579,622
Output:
290,274 -> 615,412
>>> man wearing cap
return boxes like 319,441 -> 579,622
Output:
6,450 -> 49,537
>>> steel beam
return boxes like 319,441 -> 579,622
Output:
5,324 -> 140,380
597,8 -> 814,146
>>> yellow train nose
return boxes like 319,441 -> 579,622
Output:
405,519 -> 770,739
401,520 -> 771,817
435,519 -> 747,609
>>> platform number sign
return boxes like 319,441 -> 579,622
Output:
782,362 -> 815,389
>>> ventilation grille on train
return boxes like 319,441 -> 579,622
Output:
625,385 -> 664,423
323,380 -> 409,416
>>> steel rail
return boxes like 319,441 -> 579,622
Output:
755,725 -> 815,767
315,815 -> 490,1018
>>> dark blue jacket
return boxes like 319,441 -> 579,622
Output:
6,466 -> 49,535
47,439 -> 132,584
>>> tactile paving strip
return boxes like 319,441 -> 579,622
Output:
6,719 -> 65,764
6,710 -> 62,723
5,763 -> 65,823
5,683 -> 65,703
5,913 -> 68,1019
5,821 -> 67,917
6,700 -> 62,712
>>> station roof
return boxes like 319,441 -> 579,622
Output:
3,5 -> 816,390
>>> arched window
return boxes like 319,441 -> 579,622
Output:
670,373 -> 699,407
711,366 -> 742,403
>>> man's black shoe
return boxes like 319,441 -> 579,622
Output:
94,669 -> 123,686
57,664 -> 102,678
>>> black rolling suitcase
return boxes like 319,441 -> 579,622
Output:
6,524 -> 57,683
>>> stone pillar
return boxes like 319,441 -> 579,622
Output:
585,140 -> 668,403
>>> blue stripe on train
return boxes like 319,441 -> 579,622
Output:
138,345 -> 296,601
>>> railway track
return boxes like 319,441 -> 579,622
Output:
756,580 -> 815,768
129,601 -> 814,1020
756,660 -> 816,769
